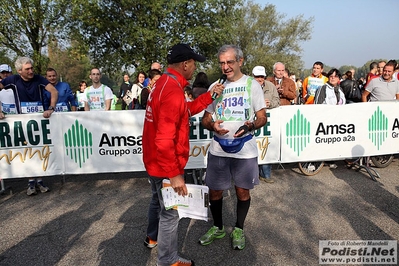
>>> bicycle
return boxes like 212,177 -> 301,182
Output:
298,161 -> 325,176
345,156 -> 380,181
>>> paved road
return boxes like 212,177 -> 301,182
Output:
1,159 -> 398,266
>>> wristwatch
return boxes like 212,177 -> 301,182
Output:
48,106 -> 55,111
250,122 -> 256,131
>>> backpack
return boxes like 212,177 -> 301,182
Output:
122,90 -> 133,105
347,81 -> 362,102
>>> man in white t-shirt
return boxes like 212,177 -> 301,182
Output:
199,45 -> 267,250
83,68 -> 114,111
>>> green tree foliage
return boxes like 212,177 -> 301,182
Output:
2,0 -> 394,87
232,1 -> 313,77
70,0 -> 242,80
47,38 -> 93,91
0,49 -> 14,69
0,0 -> 70,74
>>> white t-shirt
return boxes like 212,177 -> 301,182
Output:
76,91 -> 86,108
307,77 -> 326,96
0,89 -> 17,114
205,75 -> 266,158
83,85 -> 114,110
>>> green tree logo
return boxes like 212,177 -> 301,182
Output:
368,106 -> 388,150
64,120 -> 93,167
285,110 -> 311,156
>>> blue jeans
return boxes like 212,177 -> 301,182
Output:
259,164 -> 271,178
146,178 -> 160,241
134,102 -> 142,109
148,176 -> 180,266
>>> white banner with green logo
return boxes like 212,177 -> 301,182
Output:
280,102 -> 399,162
1,102 -> 398,179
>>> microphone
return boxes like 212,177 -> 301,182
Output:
212,74 -> 227,100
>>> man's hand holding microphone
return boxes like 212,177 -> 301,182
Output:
209,74 -> 227,100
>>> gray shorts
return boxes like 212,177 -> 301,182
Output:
205,153 -> 259,190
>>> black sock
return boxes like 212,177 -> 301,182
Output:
235,198 -> 251,229
210,198 -> 223,229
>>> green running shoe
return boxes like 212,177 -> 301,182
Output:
199,226 -> 226,246
230,227 -> 245,250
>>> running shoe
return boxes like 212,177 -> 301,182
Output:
199,226 -> 225,246
230,227 -> 245,250
144,236 -> 157,249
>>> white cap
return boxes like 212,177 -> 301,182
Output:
252,66 -> 266,77
0,64 -> 12,73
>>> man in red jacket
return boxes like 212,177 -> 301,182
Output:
142,43 -> 224,266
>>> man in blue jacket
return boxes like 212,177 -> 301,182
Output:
45,68 -> 77,111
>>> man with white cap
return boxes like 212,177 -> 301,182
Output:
0,64 -> 12,80
0,64 -> 15,119
252,66 -> 279,109
252,65 -> 279,184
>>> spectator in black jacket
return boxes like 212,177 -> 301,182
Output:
340,71 -> 361,103
118,74 -> 132,110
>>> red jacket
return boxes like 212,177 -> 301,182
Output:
142,68 -> 213,178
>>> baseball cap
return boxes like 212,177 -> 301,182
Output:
167,43 -> 206,64
0,64 -> 12,73
252,66 -> 266,77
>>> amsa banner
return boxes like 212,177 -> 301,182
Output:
56,111 -> 146,175
0,109 -> 280,179
280,102 -> 399,162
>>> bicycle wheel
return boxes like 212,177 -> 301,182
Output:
298,161 -> 324,176
370,154 -> 394,168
